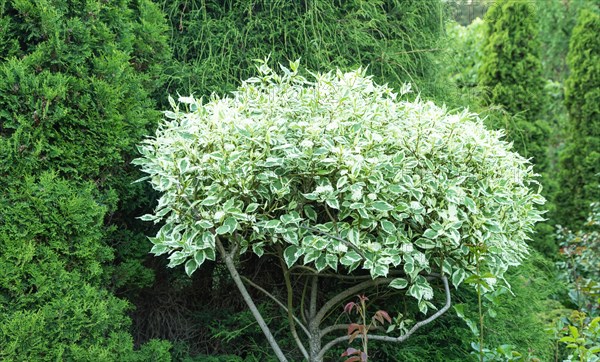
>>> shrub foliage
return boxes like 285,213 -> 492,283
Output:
138,61 -> 544,298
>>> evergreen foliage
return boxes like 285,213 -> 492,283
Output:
478,0 -> 549,172
158,0 -> 451,102
0,173 -> 171,361
537,0 -> 591,83
536,1 -> 590,228
477,0 -> 556,256
0,0 -> 169,191
0,0 -> 172,358
557,8 -> 600,228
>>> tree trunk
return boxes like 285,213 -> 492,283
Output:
308,321 -> 323,362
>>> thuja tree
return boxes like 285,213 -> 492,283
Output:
477,0 -> 555,256
0,0 -> 172,291
0,0 -> 172,358
478,0 -> 549,172
537,0 -> 590,82
135,62 -> 545,361
556,9 -> 600,228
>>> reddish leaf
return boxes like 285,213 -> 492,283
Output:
347,323 -> 361,336
361,351 -> 368,362
376,310 -> 392,324
349,330 -> 360,343
373,314 -> 382,325
344,302 -> 356,314
341,347 -> 359,357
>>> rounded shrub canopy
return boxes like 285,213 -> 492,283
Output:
135,61 -> 544,311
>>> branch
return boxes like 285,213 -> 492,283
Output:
317,275 -> 452,360
215,236 -> 289,362
240,276 -> 310,337
279,248 -> 310,360
314,277 -> 395,327
309,275 -> 318,320
180,194 -> 201,220
300,279 -> 309,325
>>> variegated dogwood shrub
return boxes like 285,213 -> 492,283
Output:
135,60 -> 544,311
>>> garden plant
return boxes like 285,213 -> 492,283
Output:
135,60 -> 545,361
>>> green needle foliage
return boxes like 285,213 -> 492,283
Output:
0,0 -> 169,192
478,0 -> 549,172
537,0 -> 591,83
477,0 -> 556,256
556,8 -> 600,228
157,0 -> 451,103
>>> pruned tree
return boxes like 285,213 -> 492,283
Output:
477,0 -> 554,256
478,0 -> 548,172
134,61 -> 545,361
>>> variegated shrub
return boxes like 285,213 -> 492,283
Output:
134,60 -> 544,312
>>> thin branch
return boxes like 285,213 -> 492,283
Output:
279,247 -> 310,360
229,231 -> 241,256
315,278 -> 395,327
289,265 -> 319,275
181,194 -> 201,219
324,203 -> 339,235
215,236 -> 289,362
290,265 -> 406,281
240,276 -> 310,337
320,324 -> 384,338
300,278 -> 309,325
317,275 -> 452,360
320,323 -> 351,337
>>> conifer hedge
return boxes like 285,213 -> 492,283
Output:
556,8 -> 600,227
0,0 -> 172,359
